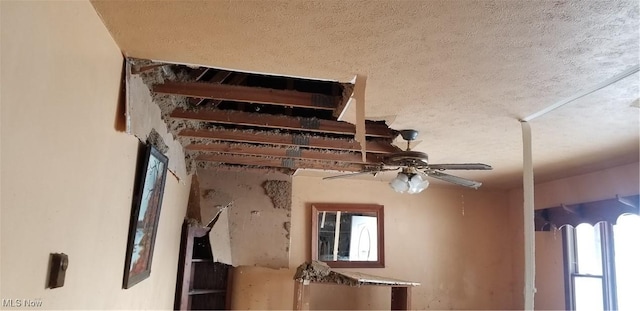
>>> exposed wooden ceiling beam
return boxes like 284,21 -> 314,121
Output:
131,63 -> 167,74
171,109 -> 396,138
179,129 -> 399,153
185,142 -> 384,163
155,82 -> 339,110
195,153 -> 369,172
190,70 -> 233,106
197,163 -> 294,175
207,74 -> 247,108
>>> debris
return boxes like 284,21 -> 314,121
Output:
294,261 -> 421,287
294,261 -> 359,286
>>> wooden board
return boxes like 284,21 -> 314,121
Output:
170,109 -> 396,138
155,82 -> 338,110
180,128 -> 400,153
185,142 -> 384,164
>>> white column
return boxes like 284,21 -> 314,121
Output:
521,121 -> 535,310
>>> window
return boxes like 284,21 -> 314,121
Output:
613,214 -> 640,310
563,214 -> 640,311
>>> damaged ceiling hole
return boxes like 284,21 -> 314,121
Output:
129,58 -> 399,175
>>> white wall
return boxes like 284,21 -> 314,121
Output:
0,1 -> 190,309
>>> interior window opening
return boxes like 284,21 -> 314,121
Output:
613,214 -> 640,311
564,214 -> 640,311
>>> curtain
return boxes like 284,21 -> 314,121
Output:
534,194 -> 639,231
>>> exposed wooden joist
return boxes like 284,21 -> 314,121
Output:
190,70 -> 233,106
180,129 -> 398,153
179,128 -> 399,153
170,109 -> 396,138
185,142 -> 384,163
208,74 -> 247,108
155,82 -> 339,110
131,63 -> 167,74
195,153 -> 368,172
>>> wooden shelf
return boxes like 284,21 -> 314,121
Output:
191,258 -> 214,263
189,289 -> 226,295
175,220 -> 232,310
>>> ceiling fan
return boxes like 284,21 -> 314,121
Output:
323,130 -> 492,193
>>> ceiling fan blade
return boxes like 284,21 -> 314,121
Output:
427,163 -> 493,171
426,171 -> 483,189
323,168 -> 397,180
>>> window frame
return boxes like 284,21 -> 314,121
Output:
562,222 -> 618,311
310,203 -> 385,268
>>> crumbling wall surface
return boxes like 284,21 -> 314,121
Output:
209,208 -> 233,265
125,60 -> 188,180
198,169 -> 292,268
263,180 -> 292,211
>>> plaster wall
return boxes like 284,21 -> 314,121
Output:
196,169 -> 292,268
231,176 -> 517,310
0,1 -> 190,309
230,266 -> 295,310
126,72 -> 188,180
534,231 -> 565,310
508,162 -> 640,310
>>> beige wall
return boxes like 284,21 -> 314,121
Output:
230,266 -> 295,310
534,231 -> 565,310
231,176 -> 517,310
508,188 -> 526,309
1,1 -> 190,309
508,162 -> 640,310
233,163 -> 639,310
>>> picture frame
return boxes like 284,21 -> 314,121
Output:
123,144 -> 169,289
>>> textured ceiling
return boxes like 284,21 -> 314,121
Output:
92,0 -> 639,189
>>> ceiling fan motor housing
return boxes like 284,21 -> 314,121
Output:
399,129 -> 419,141
384,150 -> 429,167
325,128 -> 490,189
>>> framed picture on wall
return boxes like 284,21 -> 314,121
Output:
123,144 -> 169,289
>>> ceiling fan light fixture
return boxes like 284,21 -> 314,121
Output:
409,173 -> 430,194
326,129 -> 490,189
389,171 -> 429,194
390,172 -> 410,193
